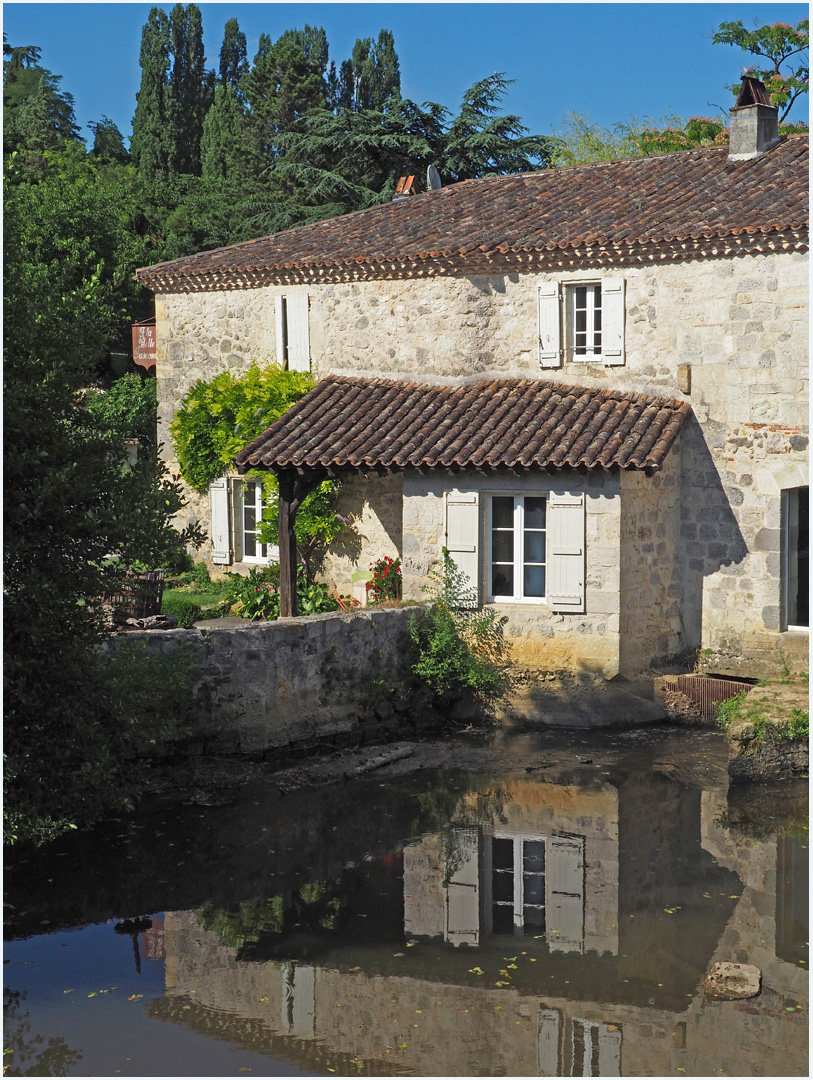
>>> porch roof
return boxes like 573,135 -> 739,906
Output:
234,376 -> 692,478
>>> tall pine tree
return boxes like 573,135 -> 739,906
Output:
130,7 -> 172,179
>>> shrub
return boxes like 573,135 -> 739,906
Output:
161,593 -> 203,628
223,565 -> 338,620
409,549 -> 510,709
367,555 -> 402,603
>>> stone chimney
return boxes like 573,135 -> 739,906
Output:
728,74 -> 780,160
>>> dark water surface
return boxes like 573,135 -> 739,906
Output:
4,728 -> 808,1077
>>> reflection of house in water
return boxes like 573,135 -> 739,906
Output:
151,770 -> 807,1076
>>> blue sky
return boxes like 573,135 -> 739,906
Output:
3,3 -> 809,146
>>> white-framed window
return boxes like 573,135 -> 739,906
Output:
275,293 -> 310,372
538,278 -> 625,368
489,832 -> 585,950
239,479 -> 270,563
445,488 -> 586,613
208,476 -> 279,567
489,494 -> 547,602
782,485 -> 809,630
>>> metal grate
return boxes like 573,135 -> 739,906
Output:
668,674 -> 754,721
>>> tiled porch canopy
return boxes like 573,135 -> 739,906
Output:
234,375 -> 692,479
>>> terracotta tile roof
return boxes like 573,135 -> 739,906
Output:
234,376 -> 692,477
137,138 -> 808,290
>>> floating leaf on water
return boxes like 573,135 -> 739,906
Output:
127,994 -> 143,1001
63,989 -> 73,994
468,967 -> 484,975
87,992 -> 97,998
393,952 -> 405,957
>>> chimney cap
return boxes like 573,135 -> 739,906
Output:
735,74 -> 773,108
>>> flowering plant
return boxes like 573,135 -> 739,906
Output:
366,555 -> 402,603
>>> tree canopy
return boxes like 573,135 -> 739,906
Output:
714,18 -> 809,121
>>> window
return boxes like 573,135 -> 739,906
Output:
275,293 -> 310,372
538,278 -> 625,368
782,486 -> 809,630
491,835 -> 546,935
208,477 -> 278,566
239,480 -> 269,563
490,833 -> 585,949
489,495 -> 547,601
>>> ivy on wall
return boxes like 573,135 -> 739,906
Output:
170,362 -> 314,491
170,362 -> 347,577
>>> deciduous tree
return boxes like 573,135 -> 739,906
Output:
713,18 -> 809,120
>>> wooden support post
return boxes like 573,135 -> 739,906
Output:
277,470 -> 322,618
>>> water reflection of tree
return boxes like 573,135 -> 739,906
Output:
2,989 -> 82,1077
411,772 -> 513,885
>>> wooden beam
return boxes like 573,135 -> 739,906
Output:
277,470 -> 323,617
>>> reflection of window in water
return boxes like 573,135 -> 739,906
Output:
538,1010 -> 622,1077
491,834 -> 584,951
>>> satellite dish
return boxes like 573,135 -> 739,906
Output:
427,165 -> 442,191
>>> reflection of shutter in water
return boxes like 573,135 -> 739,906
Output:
548,835 -> 585,953
281,963 -> 315,1037
445,827 -> 480,945
537,1008 -> 561,1076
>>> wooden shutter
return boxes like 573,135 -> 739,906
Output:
286,293 -> 310,372
445,489 -> 480,602
209,477 -> 231,564
547,491 -> 585,612
445,827 -> 480,946
538,282 -> 562,368
602,277 -> 625,366
275,295 -> 287,365
537,1009 -> 561,1077
547,835 -> 585,954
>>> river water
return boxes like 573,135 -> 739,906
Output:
3,727 -> 808,1077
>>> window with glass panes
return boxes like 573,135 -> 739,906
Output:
490,496 -> 547,600
491,836 -> 546,935
241,480 -> 268,562
571,283 -> 602,359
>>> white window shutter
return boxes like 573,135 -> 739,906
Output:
445,827 -> 480,946
537,1009 -> 561,1077
286,293 -> 310,372
445,489 -> 480,603
602,277 -> 625,366
547,835 -> 585,954
275,295 -> 287,365
547,491 -> 585,612
209,477 -> 232,564
538,282 -> 562,368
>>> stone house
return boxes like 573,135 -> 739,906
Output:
136,90 -> 808,679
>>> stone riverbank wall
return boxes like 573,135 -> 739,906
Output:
113,607 -> 418,756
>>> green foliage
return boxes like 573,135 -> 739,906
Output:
713,18 -> 809,121
223,564 -> 338,620
715,690 -> 750,730
89,115 -> 129,165
171,362 -> 315,491
198,896 -> 284,947
367,555 -> 402,603
161,593 -> 203,628
224,566 -> 280,621
3,141 -> 201,847
409,550 -> 510,708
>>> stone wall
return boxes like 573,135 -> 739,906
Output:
154,246 -> 808,676
619,449 -> 682,674
113,607 -> 416,754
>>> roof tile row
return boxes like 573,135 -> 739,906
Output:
234,376 -> 693,476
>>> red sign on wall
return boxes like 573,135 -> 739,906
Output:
132,319 -> 157,368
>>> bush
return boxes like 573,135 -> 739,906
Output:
161,593 -> 203,628
367,555 -> 402,603
409,549 -> 510,709
223,564 -> 339,620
